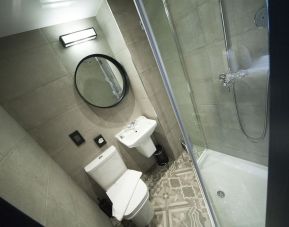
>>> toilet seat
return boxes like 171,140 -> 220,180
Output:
124,179 -> 149,219
106,171 -> 149,220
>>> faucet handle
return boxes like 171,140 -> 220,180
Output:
219,73 -> 227,80
128,121 -> 136,129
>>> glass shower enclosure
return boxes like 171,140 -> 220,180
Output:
134,0 -> 269,226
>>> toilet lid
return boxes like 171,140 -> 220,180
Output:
124,180 -> 148,218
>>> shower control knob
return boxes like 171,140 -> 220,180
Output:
219,74 -> 226,80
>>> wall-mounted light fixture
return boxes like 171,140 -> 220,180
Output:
59,27 -> 97,47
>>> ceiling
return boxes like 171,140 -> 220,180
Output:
0,0 -> 101,38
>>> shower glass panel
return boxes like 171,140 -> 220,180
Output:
135,0 -> 269,226
142,0 -> 207,158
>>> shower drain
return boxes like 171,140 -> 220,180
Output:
217,190 -> 225,198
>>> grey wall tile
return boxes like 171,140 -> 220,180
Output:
184,48 -> 214,83
167,0 -> 198,20
28,104 -> 99,156
198,1 -> 223,44
198,104 -> 222,128
0,148 -> 47,225
192,80 -> 218,105
138,98 -> 158,119
166,124 -> 184,159
217,103 -> 240,130
0,29 -> 47,59
139,66 -> 165,98
174,9 -> 206,54
45,197 -> 78,227
154,34 -> 179,62
0,110 -> 50,224
149,90 -> 178,133
163,57 -> 187,87
96,1 -> 127,54
0,44 -> 67,102
206,41 -> 228,78
47,160 -> 78,215
127,39 -> 157,73
4,75 -> 77,130
0,107 -> 26,156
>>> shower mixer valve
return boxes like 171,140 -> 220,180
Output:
219,70 -> 248,91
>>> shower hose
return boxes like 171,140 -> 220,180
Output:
232,76 -> 270,143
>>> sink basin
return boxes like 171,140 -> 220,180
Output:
115,116 -> 157,157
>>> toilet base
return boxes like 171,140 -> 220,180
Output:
128,199 -> 154,227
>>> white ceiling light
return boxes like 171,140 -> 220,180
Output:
59,27 -> 97,47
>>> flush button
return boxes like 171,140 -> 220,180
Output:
94,134 -> 107,148
69,130 -> 85,146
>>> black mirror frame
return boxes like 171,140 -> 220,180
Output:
74,54 -> 129,108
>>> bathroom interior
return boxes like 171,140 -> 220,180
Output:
0,0 -> 272,227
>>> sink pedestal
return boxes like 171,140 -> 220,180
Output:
137,137 -> 156,158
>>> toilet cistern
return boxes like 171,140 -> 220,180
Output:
115,116 -> 157,158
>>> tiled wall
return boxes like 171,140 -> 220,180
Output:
141,0 -> 269,165
143,0 -> 208,151
107,0 -> 184,160
0,17 -> 158,199
95,0 -> 157,120
0,106 -> 112,227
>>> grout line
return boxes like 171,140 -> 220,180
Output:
0,133 -> 27,165
41,158 -> 52,227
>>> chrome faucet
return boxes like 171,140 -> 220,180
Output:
128,121 -> 136,129
127,121 -> 138,133
219,70 -> 248,91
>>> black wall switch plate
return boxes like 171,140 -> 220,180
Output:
69,130 -> 85,146
94,134 -> 107,148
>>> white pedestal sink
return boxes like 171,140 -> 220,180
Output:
115,116 -> 157,157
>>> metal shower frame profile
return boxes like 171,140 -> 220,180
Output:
133,0 -> 218,226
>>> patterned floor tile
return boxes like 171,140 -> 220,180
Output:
148,210 -> 168,227
143,151 -> 212,227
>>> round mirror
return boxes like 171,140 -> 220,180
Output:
75,54 -> 128,108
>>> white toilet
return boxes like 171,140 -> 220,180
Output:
84,146 -> 154,226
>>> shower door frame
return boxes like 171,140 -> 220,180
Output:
134,0 -> 218,226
